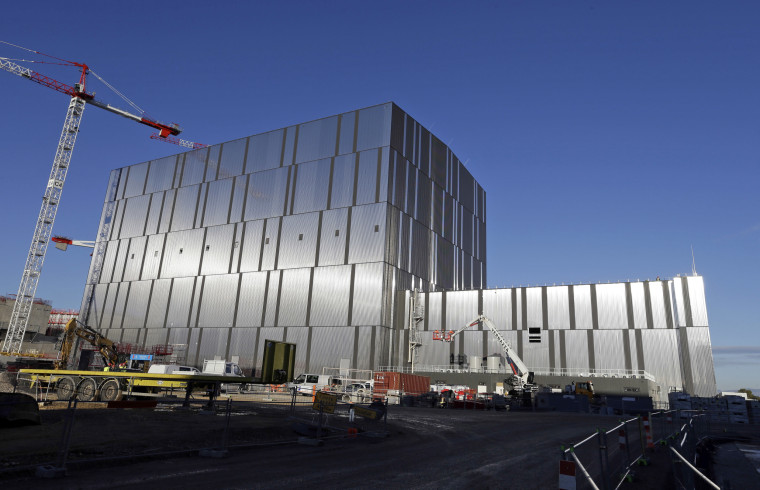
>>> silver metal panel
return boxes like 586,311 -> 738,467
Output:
181,148 -> 209,187
573,285 -> 593,330
309,326 -> 355,373
461,208 -> 474,256
351,263 -> 384,326
204,145 -> 221,183
356,326 -> 373,371
310,265 -> 351,326
338,111 -> 355,156
284,328 -> 309,370
99,283 -> 119,330
112,239 -> 129,283
122,280 -> 151,328
596,283 -> 627,329
99,240 -> 119,284
671,278 -> 685,327
687,277 -> 709,326
405,163 -> 416,216
141,234 -> 165,281
293,158 -> 331,214
431,183 -> 443,235
419,323 -> 450,366
356,104 -> 391,152
219,137 -> 246,179
230,224 -> 243,273
462,253 -> 472,290
122,236 -> 147,282
202,179 -> 233,227
592,330 -> 625,370
628,330 -> 639,372
260,218 -> 281,271
522,334 -> 549,370
684,327 -> 717,396
239,220 -> 264,272
436,235 -> 454,290
124,161 -> 148,198
379,147 -> 390,202
264,271 -> 280,327
170,185 -> 199,232
348,203 -> 386,264
229,175 -> 247,224
165,277 -> 196,328
391,152 -> 406,210
648,282 -> 667,329
121,329 -> 140,346
144,156 -> 177,194
197,328 -> 229,363
200,224 -> 235,275
547,286 -> 570,330
158,189 -> 175,234
330,154 -> 355,209
295,116 -> 338,164
397,213 -> 410,271
145,192 -> 163,235
119,195 -> 150,239
630,282 -> 647,329
228,328 -> 257,373
564,330 -> 590,370
168,327 -> 190,346
236,272 -> 267,327
89,284 -> 109,329
246,129 -> 284,173
459,331 -> 483,358
445,290 -> 479,331
356,149 -> 379,205
641,329 -> 683,392
244,167 -> 289,221
187,329 -> 201,366
278,268 -> 311,326
482,289 -> 511,330
146,278 -> 171,328
525,287 -> 542,330
160,228 -> 204,278
319,208 -> 348,266
111,282 -> 129,330
426,292 -> 442,332
409,220 -> 430,279
278,213 -> 319,269
282,126 -> 296,166
197,274 -> 238,328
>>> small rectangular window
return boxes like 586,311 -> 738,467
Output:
374,224 -> 379,232
179,248 -> 183,254
265,238 -> 270,245
154,251 -> 159,257
233,241 -> 239,248
334,229 -> 340,237
298,233 -> 303,241
205,245 -> 210,251
130,254 -> 135,259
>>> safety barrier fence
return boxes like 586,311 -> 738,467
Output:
2,374 -> 390,478
559,410 -> 718,490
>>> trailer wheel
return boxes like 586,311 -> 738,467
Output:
77,377 -> 98,402
56,377 -> 76,400
99,379 -> 123,402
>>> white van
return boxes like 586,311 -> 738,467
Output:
148,364 -> 200,375
287,373 -> 338,395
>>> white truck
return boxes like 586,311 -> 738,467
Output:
287,373 -> 339,395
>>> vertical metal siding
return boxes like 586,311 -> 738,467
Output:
445,290 -> 478,331
165,277 -> 196,328
330,154 -> 355,209
564,330 -> 590,370
263,271 -> 280,327
119,195 -> 151,238
122,236 -> 147,282
641,329 -> 683,391
684,327 -> 717,396
592,330 -> 625,370
218,137 -> 247,179
351,263 -> 384,325
348,203 -> 386,264
277,268 -> 311,326
202,179 -> 233,227
122,280 -> 151,328
573,285 -> 593,329
319,209 -> 348,266
170,185 -> 200,232
181,148 -> 208,187
124,162 -> 148,198
630,282 -> 647,329
228,328 -> 257,373
355,104 -> 391,152
596,283 -> 627,329
277,213 -> 319,269
235,272 -> 267,328
145,279 -> 170,327
144,155 -> 177,194
246,129 -> 284,173
310,265 -> 351,326
648,282 -> 668,329
160,229 -> 205,278
687,276 -> 709,326
293,158 -> 331,214
200,224 -> 235,276
295,116 -> 338,164
547,286 -> 570,330
244,167 -> 289,221
145,193 -> 163,235
239,220 -> 264,272
525,287 -> 543,330
260,218 -> 280,271
158,189 -> 175,234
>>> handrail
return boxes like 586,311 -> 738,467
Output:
669,447 -> 720,490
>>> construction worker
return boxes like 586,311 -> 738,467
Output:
103,364 -> 111,372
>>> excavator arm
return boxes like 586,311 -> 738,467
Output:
55,319 -> 118,369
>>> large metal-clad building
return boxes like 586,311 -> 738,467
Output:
80,103 -> 485,374
79,102 -> 717,399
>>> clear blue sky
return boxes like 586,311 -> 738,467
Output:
1,2 -> 757,392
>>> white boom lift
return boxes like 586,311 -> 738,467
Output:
433,315 -> 535,392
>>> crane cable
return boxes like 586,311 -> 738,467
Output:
89,69 -> 145,116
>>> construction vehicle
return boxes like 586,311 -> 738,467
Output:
55,319 -> 120,370
433,315 -> 535,393
18,320 -> 253,404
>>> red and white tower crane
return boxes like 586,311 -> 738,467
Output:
0,42 -> 204,354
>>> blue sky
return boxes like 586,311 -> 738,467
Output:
1,2 -> 757,392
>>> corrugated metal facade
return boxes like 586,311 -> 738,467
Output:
80,103 -> 485,376
394,277 -> 717,398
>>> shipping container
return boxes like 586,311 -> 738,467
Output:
373,372 -> 431,396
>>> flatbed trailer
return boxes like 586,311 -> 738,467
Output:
18,369 -> 254,406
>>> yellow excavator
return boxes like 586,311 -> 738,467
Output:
55,319 -> 120,370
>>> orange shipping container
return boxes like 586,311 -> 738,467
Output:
373,372 -> 430,395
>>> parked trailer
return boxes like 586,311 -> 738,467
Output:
18,368 -> 254,405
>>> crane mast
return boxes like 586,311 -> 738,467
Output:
1,94 -> 85,353
0,46 -> 202,354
